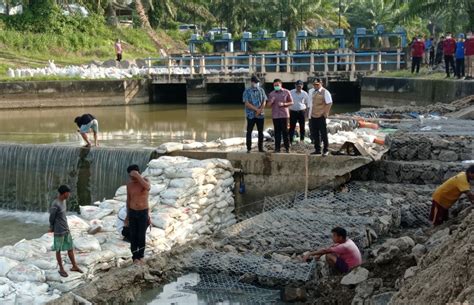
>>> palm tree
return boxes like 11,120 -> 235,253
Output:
405,0 -> 473,32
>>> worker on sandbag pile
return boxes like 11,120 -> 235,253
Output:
74,113 -> 99,147
125,164 -> 151,265
302,227 -> 362,274
49,185 -> 84,277
430,165 -> 474,226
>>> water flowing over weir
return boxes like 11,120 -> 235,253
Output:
0,144 -> 152,211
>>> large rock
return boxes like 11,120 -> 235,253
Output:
374,246 -> 400,264
282,286 -> 307,302
341,267 -> 369,285
411,244 -> 427,263
371,292 -> 395,305
437,150 -> 458,162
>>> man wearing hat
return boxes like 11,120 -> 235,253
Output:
289,80 -> 310,144
308,78 -> 333,156
49,185 -> 83,277
243,75 -> 267,153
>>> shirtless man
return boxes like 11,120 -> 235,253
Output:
125,164 -> 151,264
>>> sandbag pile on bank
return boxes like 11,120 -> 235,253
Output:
0,156 -> 236,304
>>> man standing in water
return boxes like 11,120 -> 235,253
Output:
74,113 -> 99,147
243,75 -> 267,153
267,79 -> 293,153
49,185 -> 83,277
125,165 -> 150,264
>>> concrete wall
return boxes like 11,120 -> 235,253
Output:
0,79 -> 149,109
166,151 -> 372,208
361,77 -> 474,107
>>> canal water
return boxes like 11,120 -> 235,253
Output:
0,103 -> 359,147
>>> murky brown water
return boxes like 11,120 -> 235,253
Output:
0,103 -> 359,148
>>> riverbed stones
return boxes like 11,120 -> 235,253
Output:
371,291 -> 395,305
411,244 -> 426,263
341,267 -> 369,285
282,286 -> 307,302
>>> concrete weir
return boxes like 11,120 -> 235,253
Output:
166,151 -> 373,207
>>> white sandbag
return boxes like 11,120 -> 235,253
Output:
99,199 -> 124,213
100,215 -> 117,232
74,236 -> 101,252
0,277 -> 14,298
14,240 -> 47,254
115,185 -> 127,197
29,258 -> 57,271
150,213 -> 175,230
148,156 -> 190,169
218,137 -> 246,147
150,184 -> 167,195
182,142 -> 205,150
169,178 -> 198,189
222,177 -> 234,188
156,142 -> 184,153
79,205 -> 113,220
73,250 -> 115,267
0,246 -> 31,261
0,257 -> 19,277
149,227 -> 166,240
12,282 -> 49,300
49,279 -> 83,293
203,141 -> 220,149
142,167 -> 164,177
114,195 -> 127,202
161,186 -> 198,200
7,264 -> 45,282
45,269 -> 83,283
67,215 -> 90,231
101,240 -> 131,258
164,167 -> 206,179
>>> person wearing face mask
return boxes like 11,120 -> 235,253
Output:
308,78 -> 333,156
411,36 -> 425,73
443,32 -> 457,78
430,165 -> 474,226
464,32 -> 474,80
243,75 -> 267,153
267,79 -> 293,153
289,80 -> 310,144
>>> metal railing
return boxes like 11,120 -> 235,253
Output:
145,50 -> 405,76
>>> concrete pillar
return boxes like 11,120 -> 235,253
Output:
223,56 -> 229,74
199,56 -> 205,74
396,48 -> 401,70
350,52 -> 356,81
324,53 -> 329,74
370,55 -> 374,71
261,54 -> 266,74
186,78 -> 208,104
167,57 -> 172,76
248,55 -> 253,74
377,52 -> 382,72
221,55 -> 225,73
333,50 -> 338,72
276,54 -> 280,73
345,50 -> 350,72
189,57 -> 195,76
286,54 -> 291,73
310,53 -> 315,73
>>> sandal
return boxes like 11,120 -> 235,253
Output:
70,267 -> 84,273
58,270 -> 68,277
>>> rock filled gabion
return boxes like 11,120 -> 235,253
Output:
0,156 -> 236,304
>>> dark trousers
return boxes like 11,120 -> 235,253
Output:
272,118 -> 289,151
455,58 -> 465,78
411,57 -> 421,73
310,117 -> 329,153
116,53 -> 122,62
289,110 -> 306,143
129,208 -> 148,260
444,55 -> 455,77
429,50 -> 434,66
246,118 -> 264,151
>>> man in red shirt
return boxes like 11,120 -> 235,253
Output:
303,227 -> 362,274
443,32 -> 457,78
411,37 -> 425,74
465,32 -> 474,80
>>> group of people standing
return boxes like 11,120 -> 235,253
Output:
411,32 -> 474,79
243,76 -> 333,155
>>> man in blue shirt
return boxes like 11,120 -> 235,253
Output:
243,75 -> 267,153
424,36 -> 433,65
455,34 -> 465,79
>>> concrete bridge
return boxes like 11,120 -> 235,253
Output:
148,49 -> 405,103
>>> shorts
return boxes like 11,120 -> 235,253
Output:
53,232 -> 73,252
335,257 -> 350,273
79,119 -> 99,134
429,200 -> 449,226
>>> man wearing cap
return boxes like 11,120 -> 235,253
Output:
308,78 -> 333,156
289,80 -> 310,144
49,185 -> 83,277
267,79 -> 293,153
243,75 -> 267,153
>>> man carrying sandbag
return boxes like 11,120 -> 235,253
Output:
49,185 -> 83,277
125,165 -> 151,264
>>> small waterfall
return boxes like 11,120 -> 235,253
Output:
0,144 -> 152,211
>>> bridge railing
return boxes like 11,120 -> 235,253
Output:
145,50 -> 405,76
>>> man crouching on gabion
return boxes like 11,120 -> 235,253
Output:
302,227 -> 362,274
49,185 -> 83,277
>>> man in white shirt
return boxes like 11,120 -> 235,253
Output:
289,80 -> 310,144
307,78 -> 333,156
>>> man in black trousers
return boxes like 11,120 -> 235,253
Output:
308,79 -> 333,156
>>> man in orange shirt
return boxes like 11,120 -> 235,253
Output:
430,165 -> 474,226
